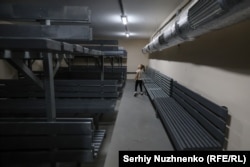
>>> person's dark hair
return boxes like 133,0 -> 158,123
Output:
141,64 -> 145,72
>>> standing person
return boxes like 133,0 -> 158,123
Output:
134,64 -> 145,96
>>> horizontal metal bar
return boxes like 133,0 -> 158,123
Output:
103,50 -> 127,56
0,52 -> 66,60
0,37 -> 61,51
79,40 -> 119,45
0,4 -> 91,21
74,44 -> 84,53
83,46 -> 119,51
0,150 -> 95,163
88,50 -> 104,56
0,99 -> 116,114
0,24 -> 92,40
61,42 -> 74,53
0,117 -> 94,122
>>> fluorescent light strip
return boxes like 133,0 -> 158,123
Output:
125,32 -> 130,37
121,15 -> 128,25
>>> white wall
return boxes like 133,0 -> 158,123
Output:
149,20 -> 250,150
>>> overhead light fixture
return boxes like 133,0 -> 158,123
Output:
125,32 -> 130,38
121,15 -> 128,25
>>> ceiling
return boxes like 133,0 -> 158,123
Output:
87,0 -> 185,39
0,0 -> 185,39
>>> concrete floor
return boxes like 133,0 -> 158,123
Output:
103,80 -> 173,167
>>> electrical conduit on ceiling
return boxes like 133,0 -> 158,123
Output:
118,0 -> 130,37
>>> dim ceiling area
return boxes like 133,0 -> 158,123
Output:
0,0 -> 185,39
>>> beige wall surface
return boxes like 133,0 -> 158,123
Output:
119,39 -> 149,79
0,60 -> 17,79
149,20 -> 250,150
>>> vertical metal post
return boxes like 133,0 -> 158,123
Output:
43,52 -> 56,122
53,54 -> 63,77
27,60 -> 32,70
111,57 -> 114,72
101,55 -> 104,81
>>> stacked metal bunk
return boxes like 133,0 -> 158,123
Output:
0,3 -> 127,166
55,40 -> 127,90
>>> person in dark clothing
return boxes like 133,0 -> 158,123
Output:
134,64 -> 145,96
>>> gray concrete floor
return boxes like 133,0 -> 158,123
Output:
103,80 -> 173,167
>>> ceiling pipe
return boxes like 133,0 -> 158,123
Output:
142,0 -> 250,54
150,0 -> 191,40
